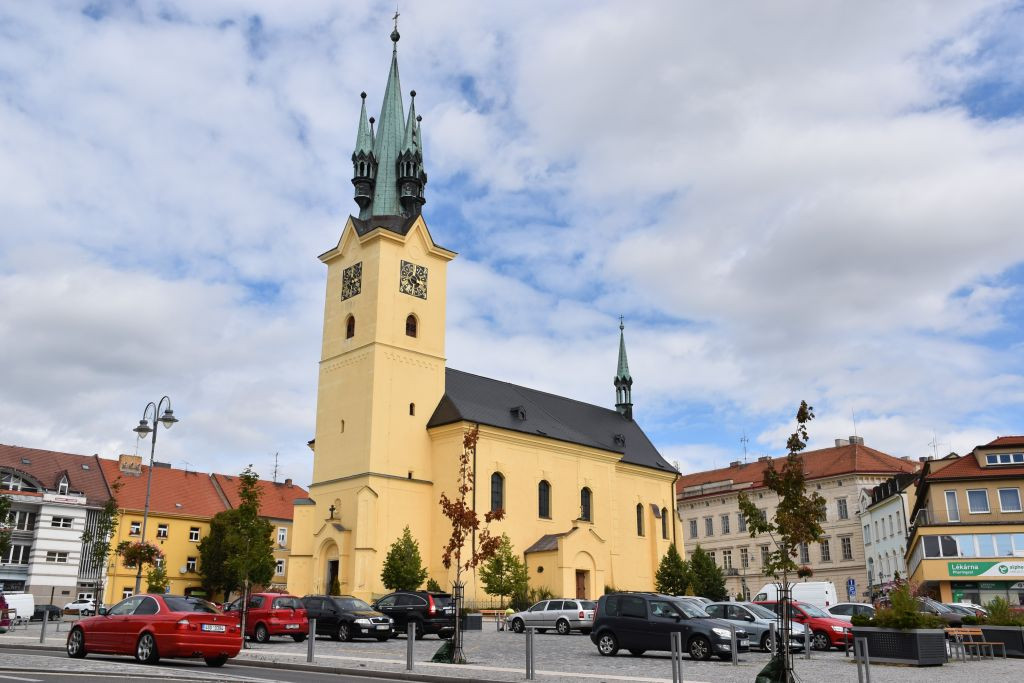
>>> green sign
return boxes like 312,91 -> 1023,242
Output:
947,561 -> 1024,578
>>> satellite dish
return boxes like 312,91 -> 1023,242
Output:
179,566 -> 188,574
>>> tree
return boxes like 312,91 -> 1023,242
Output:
654,544 -> 689,596
439,426 -> 505,663
738,400 -> 825,683
0,493 -> 11,563
687,544 -> 727,601
381,526 -> 429,591
479,534 -> 528,608
198,509 -> 239,601
81,479 -> 121,609
146,564 -> 170,593
426,577 -> 443,592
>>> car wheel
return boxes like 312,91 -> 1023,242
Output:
628,648 -> 646,656
337,622 -> 352,642
688,635 -> 712,661
597,632 -> 619,656
204,655 -> 228,667
760,632 -> 777,652
812,631 -> 831,651
291,634 -> 307,643
376,633 -> 389,641
66,628 -> 87,659
556,619 -> 571,635
254,623 -> 270,643
135,632 -> 160,665
511,618 -> 525,634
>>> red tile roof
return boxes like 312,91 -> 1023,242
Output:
211,473 -> 308,521
979,436 -> 1024,448
927,454 -> 1024,481
98,458 -> 229,518
676,442 -> 918,498
0,444 -> 112,505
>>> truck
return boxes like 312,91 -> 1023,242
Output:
1,593 -> 35,624
752,581 -> 838,609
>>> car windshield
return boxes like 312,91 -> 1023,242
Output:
163,597 -> 220,614
798,603 -> 830,617
673,599 -> 708,618
273,597 -> 304,610
580,601 -> 596,610
335,598 -> 372,611
746,604 -> 778,620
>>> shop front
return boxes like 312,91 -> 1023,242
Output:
951,580 -> 1024,606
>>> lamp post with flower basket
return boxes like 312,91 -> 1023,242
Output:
130,396 -> 178,594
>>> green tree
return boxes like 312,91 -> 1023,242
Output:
198,509 -> 238,601
654,545 -> 689,596
426,577 -> 443,592
146,563 -> 170,593
381,526 -> 429,590
81,479 -> 121,609
479,534 -> 528,608
0,493 -> 11,562
687,544 -> 727,601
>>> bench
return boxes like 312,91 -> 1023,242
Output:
945,627 -> 1006,660
479,609 -> 510,630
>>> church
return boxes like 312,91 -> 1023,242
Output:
286,27 -> 681,603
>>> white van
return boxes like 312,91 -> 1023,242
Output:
753,581 -> 838,608
2,593 -> 35,624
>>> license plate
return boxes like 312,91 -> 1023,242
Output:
285,624 -> 299,630
376,625 -> 389,630
201,624 -> 226,632
740,639 -> 749,647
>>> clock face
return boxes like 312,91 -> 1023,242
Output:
399,260 -> 428,299
341,262 -> 362,301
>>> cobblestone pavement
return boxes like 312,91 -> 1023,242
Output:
3,621 -> 1023,682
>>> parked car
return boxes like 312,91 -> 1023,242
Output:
371,591 -> 455,639
63,598 -> 96,616
678,596 -> 714,606
753,582 -> 838,609
223,593 -> 307,643
590,592 -> 750,660
755,600 -> 853,650
916,597 -> 962,627
704,602 -> 808,651
826,602 -> 876,623
301,595 -> 393,642
32,604 -> 63,622
65,594 -> 241,667
944,602 -> 987,618
506,599 -> 596,634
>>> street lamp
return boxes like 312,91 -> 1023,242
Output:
131,396 -> 179,594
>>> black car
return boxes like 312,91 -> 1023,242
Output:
301,595 -> 394,641
590,592 -> 750,660
372,591 -> 455,639
32,604 -> 62,622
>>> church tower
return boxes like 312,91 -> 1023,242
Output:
289,24 -> 455,598
614,318 -> 633,419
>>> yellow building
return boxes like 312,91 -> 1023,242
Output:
287,30 -> 681,603
906,437 -> 1024,605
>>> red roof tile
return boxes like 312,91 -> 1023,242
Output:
979,436 -> 1024,448
927,454 -> 1024,480
98,458 -> 229,518
0,444 -> 112,505
676,442 -> 918,497
211,473 -> 308,521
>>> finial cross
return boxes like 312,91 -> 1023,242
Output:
393,7 -> 400,32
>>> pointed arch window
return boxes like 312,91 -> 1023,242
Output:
661,507 -> 669,539
538,480 -> 551,519
346,315 -> 355,339
58,476 -> 69,496
636,504 -> 645,536
406,314 -> 417,338
580,487 -> 592,522
491,472 -> 504,513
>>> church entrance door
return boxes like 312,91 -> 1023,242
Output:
575,571 -> 587,599
327,560 -> 339,594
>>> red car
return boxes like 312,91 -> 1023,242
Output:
66,594 -> 241,667
224,593 -> 308,643
755,600 -> 853,650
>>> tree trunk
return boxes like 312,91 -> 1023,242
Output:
240,580 -> 250,650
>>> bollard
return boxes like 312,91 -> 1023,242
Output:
670,631 -> 684,683
406,620 -> 416,671
306,618 -> 316,663
804,625 -> 812,659
854,637 -> 872,683
39,609 -> 48,643
730,624 -> 738,665
844,627 -> 850,657
525,627 -> 535,680
769,621 -> 777,654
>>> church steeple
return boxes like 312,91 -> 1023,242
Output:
614,317 -> 633,419
350,23 -> 428,220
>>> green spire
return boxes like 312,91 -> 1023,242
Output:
616,317 -> 631,381
354,91 -> 374,156
402,91 -> 418,154
615,317 -> 634,419
369,30 -> 406,217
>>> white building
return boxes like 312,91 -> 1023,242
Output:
858,471 -> 917,599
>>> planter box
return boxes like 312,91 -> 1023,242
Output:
850,627 -> 946,666
978,626 -> 1024,658
460,613 -> 483,630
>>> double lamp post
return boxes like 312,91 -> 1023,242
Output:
131,395 -> 179,595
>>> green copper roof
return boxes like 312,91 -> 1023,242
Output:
369,33 -> 406,216
616,320 -> 631,381
402,92 -> 418,155
354,92 -> 374,157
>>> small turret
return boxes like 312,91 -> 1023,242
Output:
397,91 -> 427,217
614,317 -> 634,419
351,92 -> 378,215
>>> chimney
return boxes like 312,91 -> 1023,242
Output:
758,456 -> 772,463
900,456 -> 911,461
835,438 -> 850,447
285,478 -> 293,488
118,454 -> 142,476
918,456 -> 933,463
849,436 -> 864,445
729,460 -> 741,468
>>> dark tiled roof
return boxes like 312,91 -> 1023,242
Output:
0,444 -> 111,505
427,368 -> 676,474
524,531 -> 572,554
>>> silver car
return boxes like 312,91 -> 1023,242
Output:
508,599 -> 596,635
704,602 -> 808,652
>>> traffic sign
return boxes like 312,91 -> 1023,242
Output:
846,578 -> 856,597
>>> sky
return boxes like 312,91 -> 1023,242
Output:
2,1 -> 1024,486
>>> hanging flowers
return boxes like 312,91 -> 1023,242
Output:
796,564 -> 814,579
116,540 -> 164,569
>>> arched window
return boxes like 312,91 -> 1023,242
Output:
580,487 -> 592,521
346,315 -> 355,339
406,314 -> 417,337
409,403 -> 415,416
58,476 -> 69,496
636,504 -> 645,536
538,480 -> 551,519
661,507 -> 669,539
491,472 -> 504,513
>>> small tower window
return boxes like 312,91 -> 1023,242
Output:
409,403 -> 415,416
661,507 -> 669,539
580,487 -> 592,522
538,480 -> 551,519
346,315 -> 355,339
406,314 -> 417,337
636,503 -> 645,536
491,472 -> 504,513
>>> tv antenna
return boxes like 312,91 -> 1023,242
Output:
740,432 -> 750,463
272,452 -> 280,483
852,409 -> 859,437
927,433 -> 941,459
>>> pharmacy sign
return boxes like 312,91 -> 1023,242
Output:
947,561 -> 1024,578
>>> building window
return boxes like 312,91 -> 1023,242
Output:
0,471 -> 39,492
998,488 -> 1022,513
345,315 -> 355,339
580,487 -> 592,522
840,536 -> 854,561
277,527 -> 287,546
740,547 -> 749,568
2,544 -> 31,565
491,473 -> 505,513
661,507 -> 669,539
538,480 -> 551,519
405,314 -> 417,337
722,549 -> 733,570
819,501 -> 828,522
887,515 -> 894,537
820,539 -> 832,562
122,588 -> 133,599
760,545 -> 770,565
8,510 -> 36,530
945,490 -> 960,522
189,527 -> 200,542
864,524 -> 872,544
688,519 -> 698,539
129,521 -> 141,536
186,557 -> 197,572
636,504 -> 645,536
275,559 -> 286,576
799,543 -> 810,564
45,551 -> 69,563
874,521 -> 879,539
57,477 -> 69,495
720,514 -> 730,535
156,524 -> 168,539
967,489 -> 990,514
50,516 -> 73,529
737,512 -> 747,533
709,550 -> 716,566
837,498 -> 848,519
704,516 -> 714,537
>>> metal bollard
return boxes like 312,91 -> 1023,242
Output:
525,627 -> 535,680
730,624 -> 738,665
854,637 -> 871,683
769,621 -> 776,654
307,618 -> 316,663
670,631 -> 683,683
406,620 -> 416,671
39,609 -> 49,643
844,627 -> 850,657
804,625 -> 812,659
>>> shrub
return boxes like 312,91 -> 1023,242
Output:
980,597 -> 1024,627
426,577 -> 443,592
850,613 -> 872,627
962,615 -> 981,625
859,585 -> 944,630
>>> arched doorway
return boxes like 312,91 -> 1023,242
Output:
319,540 -> 340,595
